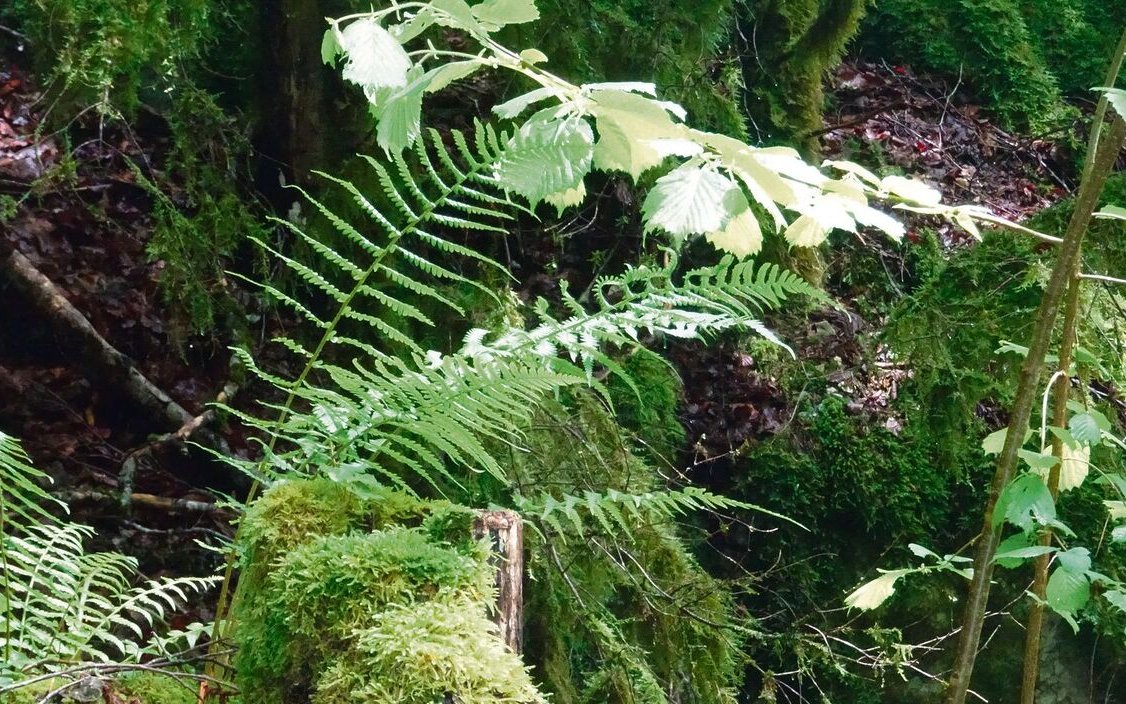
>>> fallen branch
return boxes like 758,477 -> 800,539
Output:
1,249 -> 194,431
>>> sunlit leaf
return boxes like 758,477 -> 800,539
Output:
706,205 -> 762,258
472,0 -> 539,29
784,214 -> 827,248
641,163 -> 744,242
338,18 -> 412,95
845,570 -> 910,610
1095,86 -> 1126,121
495,111 -> 594,206
882,175 -> 942,206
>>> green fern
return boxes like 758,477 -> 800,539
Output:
230,124 -> 817,494
515,486 -> 803,542
0,433 -> 218,683
0,431 -> 62,531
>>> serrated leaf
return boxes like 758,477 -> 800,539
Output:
543,182 -> 586,215
982,428 -> 1007,455
994,532 -> 1038,569
372,66 -> 427,153
1046,565 -> 1090,629
321,29 -> 341,65
641,164 -> 744,242
994,473 -> 1055,531
1019,449 -> 1059,470
1112,525 -> 1126,543
845,570 -> 909,610
493,87 -> 557,119
1107,501 -> 1126,521
591,91 -> 683,178
992,545 -> 1055,564
424,60 -> 481,94
519,48 -> 548,65
472,0 -> 539,30
582,82 -> 658,95
907,543 -> 940,559
1069,413 -> 1103,446
1095,86 -> 1126,121
495,112 -> 594,206
431,0 -> 484,32
1056,547 -> 1091,572
784,214 -> 827,248
1057,444 -> 1090,492
882,175 -> 942,206
1105,588 -> 1126,613
338,18 -> 412,95
705,204 -> 762,258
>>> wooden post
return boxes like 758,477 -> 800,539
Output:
473,510 -> 523,654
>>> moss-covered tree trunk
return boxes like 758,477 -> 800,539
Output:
737,0 -> 867,155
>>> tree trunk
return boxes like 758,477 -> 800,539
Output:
473,510 -> 525,653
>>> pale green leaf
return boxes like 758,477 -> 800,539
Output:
1057,444 -> 1090,492
472,0 -> 540,30
495,112 -> 594,206
1056,547 -> 1091,572
1112,526 -> 1126,543
372,67 -> 427,153
493,88 -> 557,119
1019,449 -> 1059,470
882,175 -> 942,206
1105,588 -> 1126,612
1069,413 -> 1102,446
706,205 -> 762,259
424,60 -> 481,94
845,570 -> 910,611
321,29 -> 341,65
1107,501 -> 1126,521
542,182 -> 587,215
993,532 -> 1039,569
338,18 -> 412,95
1096,204 -> 1126,221
982,428 -> 1007,455
582,81 -> 657,96
784,214 -> 827,248
992,545 -> 1055,563
1046,565 -> 1090,629
519,48 -> 548,65
823,159 -> 881,187
641,163 -> 744,241
994,473 -> 1055,531
591,91 -> 683,178
1095,86 -> 1126,121
430,0 -> 484,32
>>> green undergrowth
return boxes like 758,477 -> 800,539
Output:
232,477 -> 542,704
498,395 -> 746,704
858,0 -> 1125,129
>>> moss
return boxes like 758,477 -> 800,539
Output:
112,671 -> 200,704
505,395 -> 744,704
606,349 -> 687,464
314,597 -> 544,704
856,0 -> 1122,129
739,0 -> 868,153
234,526 -> 495,704
506,0 -> 745,137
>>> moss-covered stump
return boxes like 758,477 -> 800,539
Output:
231,478 -> 543,704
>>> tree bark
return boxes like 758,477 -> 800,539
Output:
1,249 -> 193,432
473,510 -> 524,653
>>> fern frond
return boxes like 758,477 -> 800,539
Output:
515,486 -> 802,541
0,431 -> 63,529
1,524 -> 217,671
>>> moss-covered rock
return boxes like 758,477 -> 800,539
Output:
232,478 -> 542,704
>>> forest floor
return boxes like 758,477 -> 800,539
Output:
0,57 -> 1085,601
